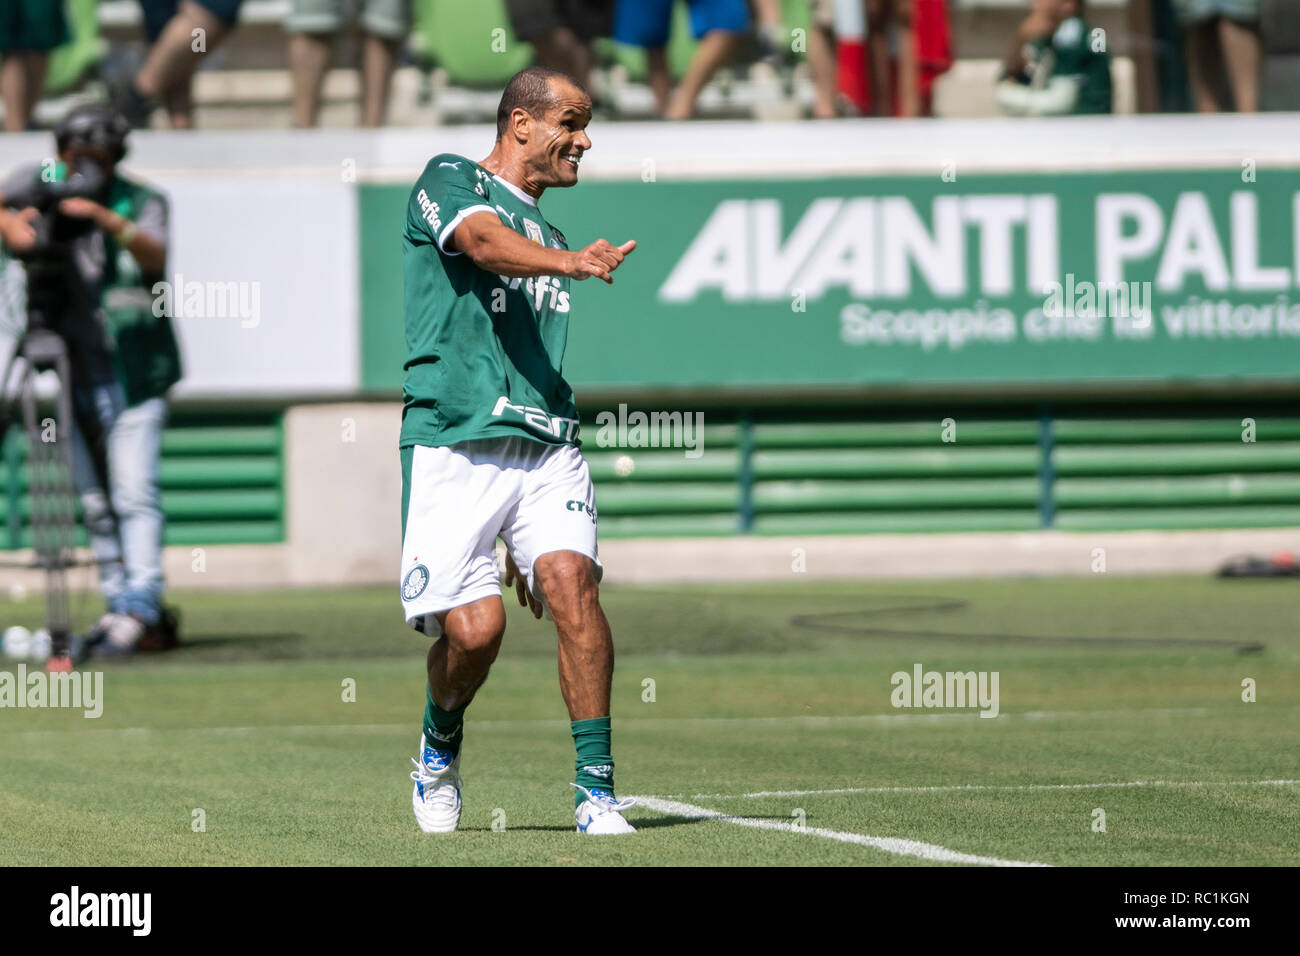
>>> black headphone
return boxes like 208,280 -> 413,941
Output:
54,103 -> 130,163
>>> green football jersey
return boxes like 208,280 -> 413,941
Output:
401,153 -> 579,450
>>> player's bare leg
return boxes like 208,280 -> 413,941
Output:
533,550 -> 634,833
428,596 -> 506,711
535,551 -> 612,720
410,595 -> 505,833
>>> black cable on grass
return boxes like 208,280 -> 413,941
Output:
788,595 -> 1266,654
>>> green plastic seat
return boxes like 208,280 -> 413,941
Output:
45,0 -> 104,95
423,0 -> 533,86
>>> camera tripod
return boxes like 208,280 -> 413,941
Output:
0,317 -> 93,673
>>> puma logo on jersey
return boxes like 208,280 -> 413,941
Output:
438,161 -> 462,170
496,206 -> 518,228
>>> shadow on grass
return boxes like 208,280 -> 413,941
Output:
454,816 -> 715,833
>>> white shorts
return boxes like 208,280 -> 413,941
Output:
399,437 -> 602,637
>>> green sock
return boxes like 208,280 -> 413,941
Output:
572,716 -> 614,806
422,686 -> 465,756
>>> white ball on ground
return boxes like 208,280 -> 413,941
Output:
614,455 -> 635,477
3,625 -> 32,659
28,628 -> 51,661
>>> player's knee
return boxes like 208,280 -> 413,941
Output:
443,599 -> 506,661
534,551 -> 599,621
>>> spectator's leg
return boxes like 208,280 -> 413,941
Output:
665,30 -> 741,119
288,32 -> 333,127
22,52 -> 49,127
646,46 -> 672,116
2,55 -> 33,133
357,0 -> 411,127
892,0 -> 917,116
134,0 -> 236,127
164,74 -> 195,129
752,0 -> 786,62
1216,15 -> 1260,112
1183,19 -> 1222,112
865,0 -> 891,115
808,20 -> 838,117
360,32 -> 401,127
531,27 -> 594,90
2,53 -> 51,132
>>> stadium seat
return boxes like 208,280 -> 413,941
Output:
421,0 -> 533,87
45,0 -> 105,95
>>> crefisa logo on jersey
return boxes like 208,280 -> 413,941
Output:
402,564 -> 430,601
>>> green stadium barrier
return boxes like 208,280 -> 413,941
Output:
588,405 -> 1300,538
753,478 -> 1041,511
1055,474 -> 1300,507
753,447 -> 1039,479
1053,443 -> 1300,476
1054,505 -> 1300,532
1054,418 -> 1300,443
0,412 -> 284,549
752,510 -> 1042,535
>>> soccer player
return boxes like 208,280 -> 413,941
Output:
400,66 -> 637,835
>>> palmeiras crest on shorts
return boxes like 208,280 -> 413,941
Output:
523,218 -> 545,245
402,564 -> 430,601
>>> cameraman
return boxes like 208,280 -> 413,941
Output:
0,104 -> 182,656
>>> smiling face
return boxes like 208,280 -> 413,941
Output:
521,77 -> 592,190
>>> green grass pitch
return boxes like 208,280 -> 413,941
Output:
1,575 -> 1296,866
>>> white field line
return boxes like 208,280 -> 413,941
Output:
632,796 -> 1051,867
0,705 -> 1214,739
681,779 -> 1300,800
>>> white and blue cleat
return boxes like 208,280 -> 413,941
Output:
572,783 -> 637,835
410,735 -> 462,833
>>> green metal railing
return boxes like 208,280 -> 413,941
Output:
586,404 -> 1300,537
0,412 -> 285,549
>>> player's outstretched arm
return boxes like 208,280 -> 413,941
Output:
452,211 -> 635,284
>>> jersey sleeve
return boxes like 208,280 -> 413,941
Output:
132,193 -> 168,247
407,155 -> 496,257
